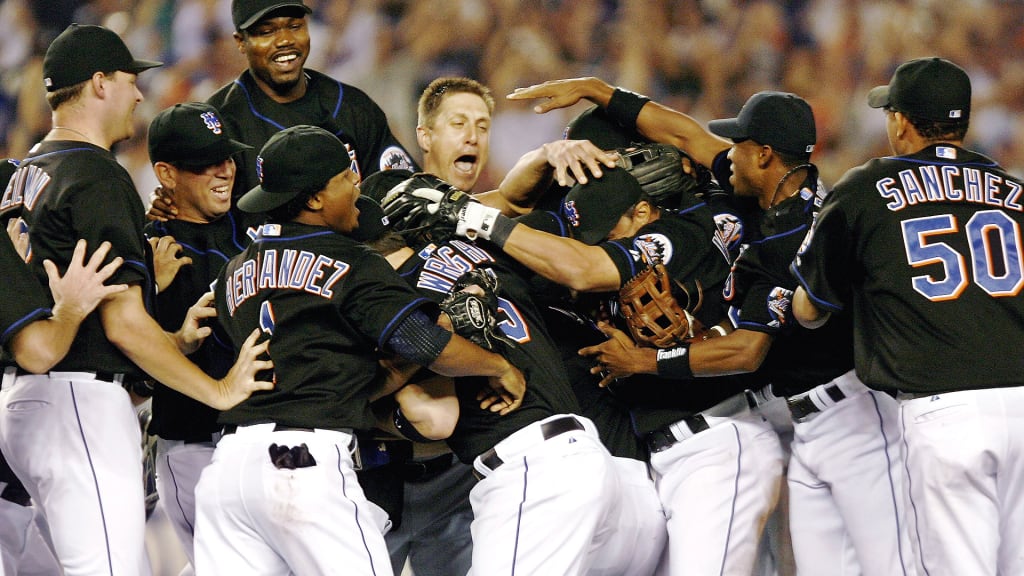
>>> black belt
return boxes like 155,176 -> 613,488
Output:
222,424 -> 346,435
646,415 -> 710,453
786,384 -> 847,421
399,453 -> 457,483
479,416 -> 586,472
12,367 -> 147,387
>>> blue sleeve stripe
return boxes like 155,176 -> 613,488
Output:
605,241 -> 637,277
332,79 -> 344,118
378,297 -> 430,348
789,263 -> 843,313
1,308 -> 51,345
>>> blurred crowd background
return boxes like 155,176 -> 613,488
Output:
3,0 -> 1024,201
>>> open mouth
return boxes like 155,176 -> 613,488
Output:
454,154 -> 478,175
271,51 -> 301,71
211,185 -> 231,200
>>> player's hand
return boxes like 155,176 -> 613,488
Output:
6,217 -> 29,260
506,77 -> 614,114
478,362 -> 526,416
45,239 -> 129,323
149,235 -> 192,292
578,321 -> 654,387
540,140 -> 619,187
147,186 -> 178,222
214,329 -> 274,410
173,291 -> 216,355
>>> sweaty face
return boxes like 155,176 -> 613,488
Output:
237,15 -> 310,101
320,169 -> 361,234
420,92 -> 491,192
172,158 -> 237,223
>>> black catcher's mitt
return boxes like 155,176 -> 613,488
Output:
616,143 -> 712,208
380,173 -> 471,248
439,269 -> 515,352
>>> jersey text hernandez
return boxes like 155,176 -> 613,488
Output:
876,150 -> 1023,212
225,248 -> 351,315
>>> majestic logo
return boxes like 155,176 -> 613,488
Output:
766,286 -> 793,328
380,146 -> 416,172
200,111 -> 223,135
562,199 -> 581,229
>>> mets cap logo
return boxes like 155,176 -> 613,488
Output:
562,199 -> 581,229
256,155 -> 264,182
200,111 -> 223,135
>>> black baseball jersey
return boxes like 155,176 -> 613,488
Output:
0,233 -> 50,349
792,144 -> 1024,393
724,174 -> 854,398
144,214 -> 254,441
206,69 -> 418,198
599,194 -> 752,434
214,222 -> 433,430
0,141 -> 152,378
395,239 -> 580,464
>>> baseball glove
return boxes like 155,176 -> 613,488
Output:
439,269 -> 515,352
618,262 -> 707,348
616,143 -> 712,208
380,173 -> 470,248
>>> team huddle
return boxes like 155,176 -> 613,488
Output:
0,1 -> 1022,576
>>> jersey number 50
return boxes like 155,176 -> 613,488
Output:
901,210 -> 1023,301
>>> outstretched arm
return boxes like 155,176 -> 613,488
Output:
507,76 -> 731,168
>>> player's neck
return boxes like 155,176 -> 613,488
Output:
48,124 -> 103,148
764,164 -> 812,209
252,70 -> 308,104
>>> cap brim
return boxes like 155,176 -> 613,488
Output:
707,118 -> 747,140
173,139 -> 253,167
239,3 -> 312,30
238,184 -> 295,213
125,59 -> 163,74
867,85 -> 890,109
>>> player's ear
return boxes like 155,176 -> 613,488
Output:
233,31 -> 246,53
416,125 -> 431,154
757,145 -> 773,168
153,162 -> 177,189
305,191 -> 324,211
633,200 -> 654,225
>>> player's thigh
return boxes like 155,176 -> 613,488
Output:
652,417 -> 783,576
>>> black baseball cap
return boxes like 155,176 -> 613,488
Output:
359,168 -> 415,203
232,0 -> 311,30
148,103 -> 252,167
350,195 -> 391,242
238,125 -> 352,213
867,57 -> 971,122
560,167 -> 643,245
708,92 -> 816,158
43,24 -> 162,92
564,105 -> 645,149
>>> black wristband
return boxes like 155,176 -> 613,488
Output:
656,344 -> 694,380
393,406 -> 433,444
487,214 -> 517,249
605,88 -> 650,132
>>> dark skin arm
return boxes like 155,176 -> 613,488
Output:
578,322 -> 773,387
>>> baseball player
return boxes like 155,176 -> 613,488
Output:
792,57 -> 1024,576
0,237 -> 125,575
197,125 -> 524,575
0,24 -> 272,575
371,181 -> 666,576
374,76 -> 495,576
401,157 -> 781,574
212,0 -> 416,192
142,101 -> 254,570
555,85 -> 913,576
